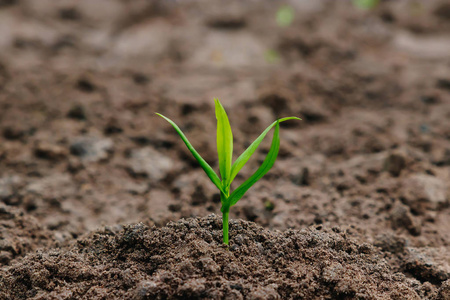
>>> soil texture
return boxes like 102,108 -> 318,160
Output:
1,0 -> 450,299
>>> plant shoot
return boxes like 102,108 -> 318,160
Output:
157,99 -> 300,244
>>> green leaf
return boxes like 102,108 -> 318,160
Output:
156,113 -> 226,195
276,5 -> 295,27
227,121 -> 281,206
352,0 -> 379,10
229,117 -> 300,184
214,98 -> 233,190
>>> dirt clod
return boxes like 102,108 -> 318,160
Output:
70,137 -> 114,162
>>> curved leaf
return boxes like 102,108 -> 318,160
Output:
156,113 -> 225,195
214,98 -> 233,191
229,117 -> 300,184
228,121 -> 281,206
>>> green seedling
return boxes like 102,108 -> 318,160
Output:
352,0 -> 379,10
264,49 -> 281,64
276,5 -> 295,27
157,99 -> 300,244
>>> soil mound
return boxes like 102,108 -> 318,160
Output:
0,215 -> 438,300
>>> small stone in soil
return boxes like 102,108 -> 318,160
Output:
127,147 -> 173,181
70,137 -> 113,162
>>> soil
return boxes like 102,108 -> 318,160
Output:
0,0 -> 449,299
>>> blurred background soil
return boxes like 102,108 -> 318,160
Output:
0,0 -> 449,298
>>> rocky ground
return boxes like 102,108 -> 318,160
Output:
0,0 -> 449,299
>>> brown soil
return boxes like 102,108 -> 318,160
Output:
1,0 -> 449,299
0,216 -> 434,299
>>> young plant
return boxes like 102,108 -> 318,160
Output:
352,0 -> 379,10
276,5 -> 295,28
156,99 -> 300,244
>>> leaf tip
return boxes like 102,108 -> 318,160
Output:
277,116 -> 302,123
214,98 -> 223,110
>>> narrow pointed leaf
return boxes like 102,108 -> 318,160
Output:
156,113 -> 225,195
228,121 -> 281,206
214,98 -> 233,188
229,117 -> 300,184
